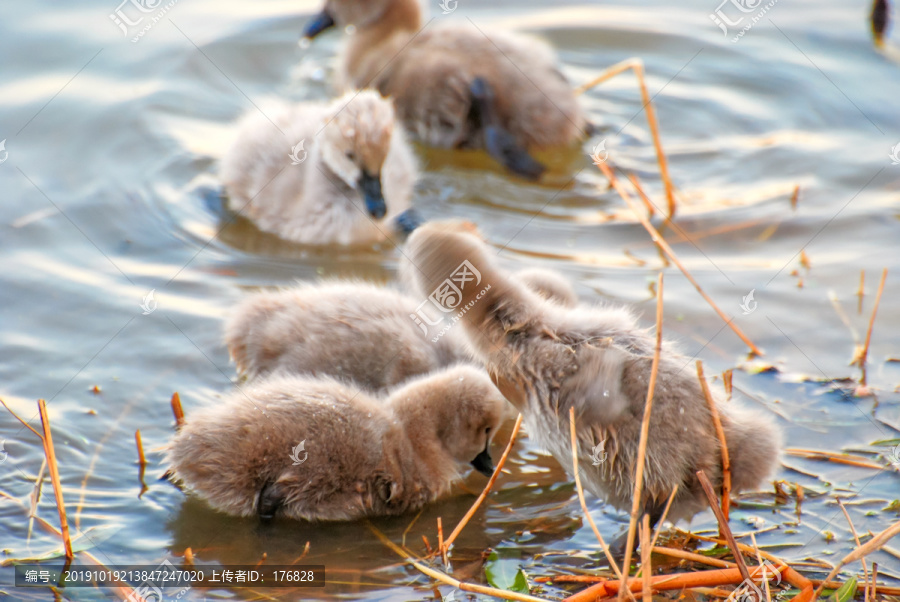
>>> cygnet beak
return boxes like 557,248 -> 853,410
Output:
302,9 -> 336,39
470,444 -> 494,477
359,171 -> 387,219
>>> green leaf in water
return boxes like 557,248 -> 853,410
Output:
828,576 -> 857,602
883,500 -> 900,513
870,438 -> 900,446
485,551 -> 529,594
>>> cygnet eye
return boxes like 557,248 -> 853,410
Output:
484,427 -> 491,435
345,150 -> 356,162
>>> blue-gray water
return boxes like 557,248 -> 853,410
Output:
2,0 -> 900,600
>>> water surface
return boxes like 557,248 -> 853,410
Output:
2,0 -> 900,600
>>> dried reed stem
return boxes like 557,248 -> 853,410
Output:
871,563 -> 878,602
857,269 -> 865,314
626,173 -> 669,266
0,491 -> 139,600
837,498 -> 871,602
640,514 -> 651,602
597,161 -> 763,356
649,485 -> 677,550
856,267 -> 887,385
790,185 -> 800,209
652,546 -> 734,568
37,399 -> 73,560
750,533 -> 772,602
437,517 -> 446,566
627,173 -> 658,218
576,58 -> 676,215
401,510 -> 424,549
135,429 -> 148,498
633,485 -> 678,581
696,469 -> 749,582
568,407 -> 626,582
684,532 -> 810,589
812,518 -> 900,599
135,429 -> 147,468
784,448 -> 884,470
413,560 -> 549,602
26,457 -> 47,545
617,272 -> 664,602
443,413 -> 523,552
696,361 -> 731,524
565,564 -> 784,601
808,574 -> 900,596
170,391 -> 185,428
370,523 -> 550,602
1,397 -> 43,439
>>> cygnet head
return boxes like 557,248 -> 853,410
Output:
389,365 -> 508,477
320,90 -> 397,219
303,0 -> 412,37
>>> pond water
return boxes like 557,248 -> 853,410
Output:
2,0 -> 900,600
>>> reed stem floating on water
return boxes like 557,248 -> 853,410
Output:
596,161 -> 763,357
812,517 -> 900,599
369,523 -> 550,602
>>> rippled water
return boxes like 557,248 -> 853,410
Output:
2,0 -> 900,600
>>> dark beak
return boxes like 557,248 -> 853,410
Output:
470,445 -> 494,477
359,171 -> 386,219
395,208 -> 424,234
303,9 -> 336,39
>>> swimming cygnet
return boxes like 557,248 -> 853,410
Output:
166,365 -> 507,521
220,89 -> 421,246
224,280 -> 469,390
226,263 -> 578,388
404,222 -> 782,530
302,0 -> 588,180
